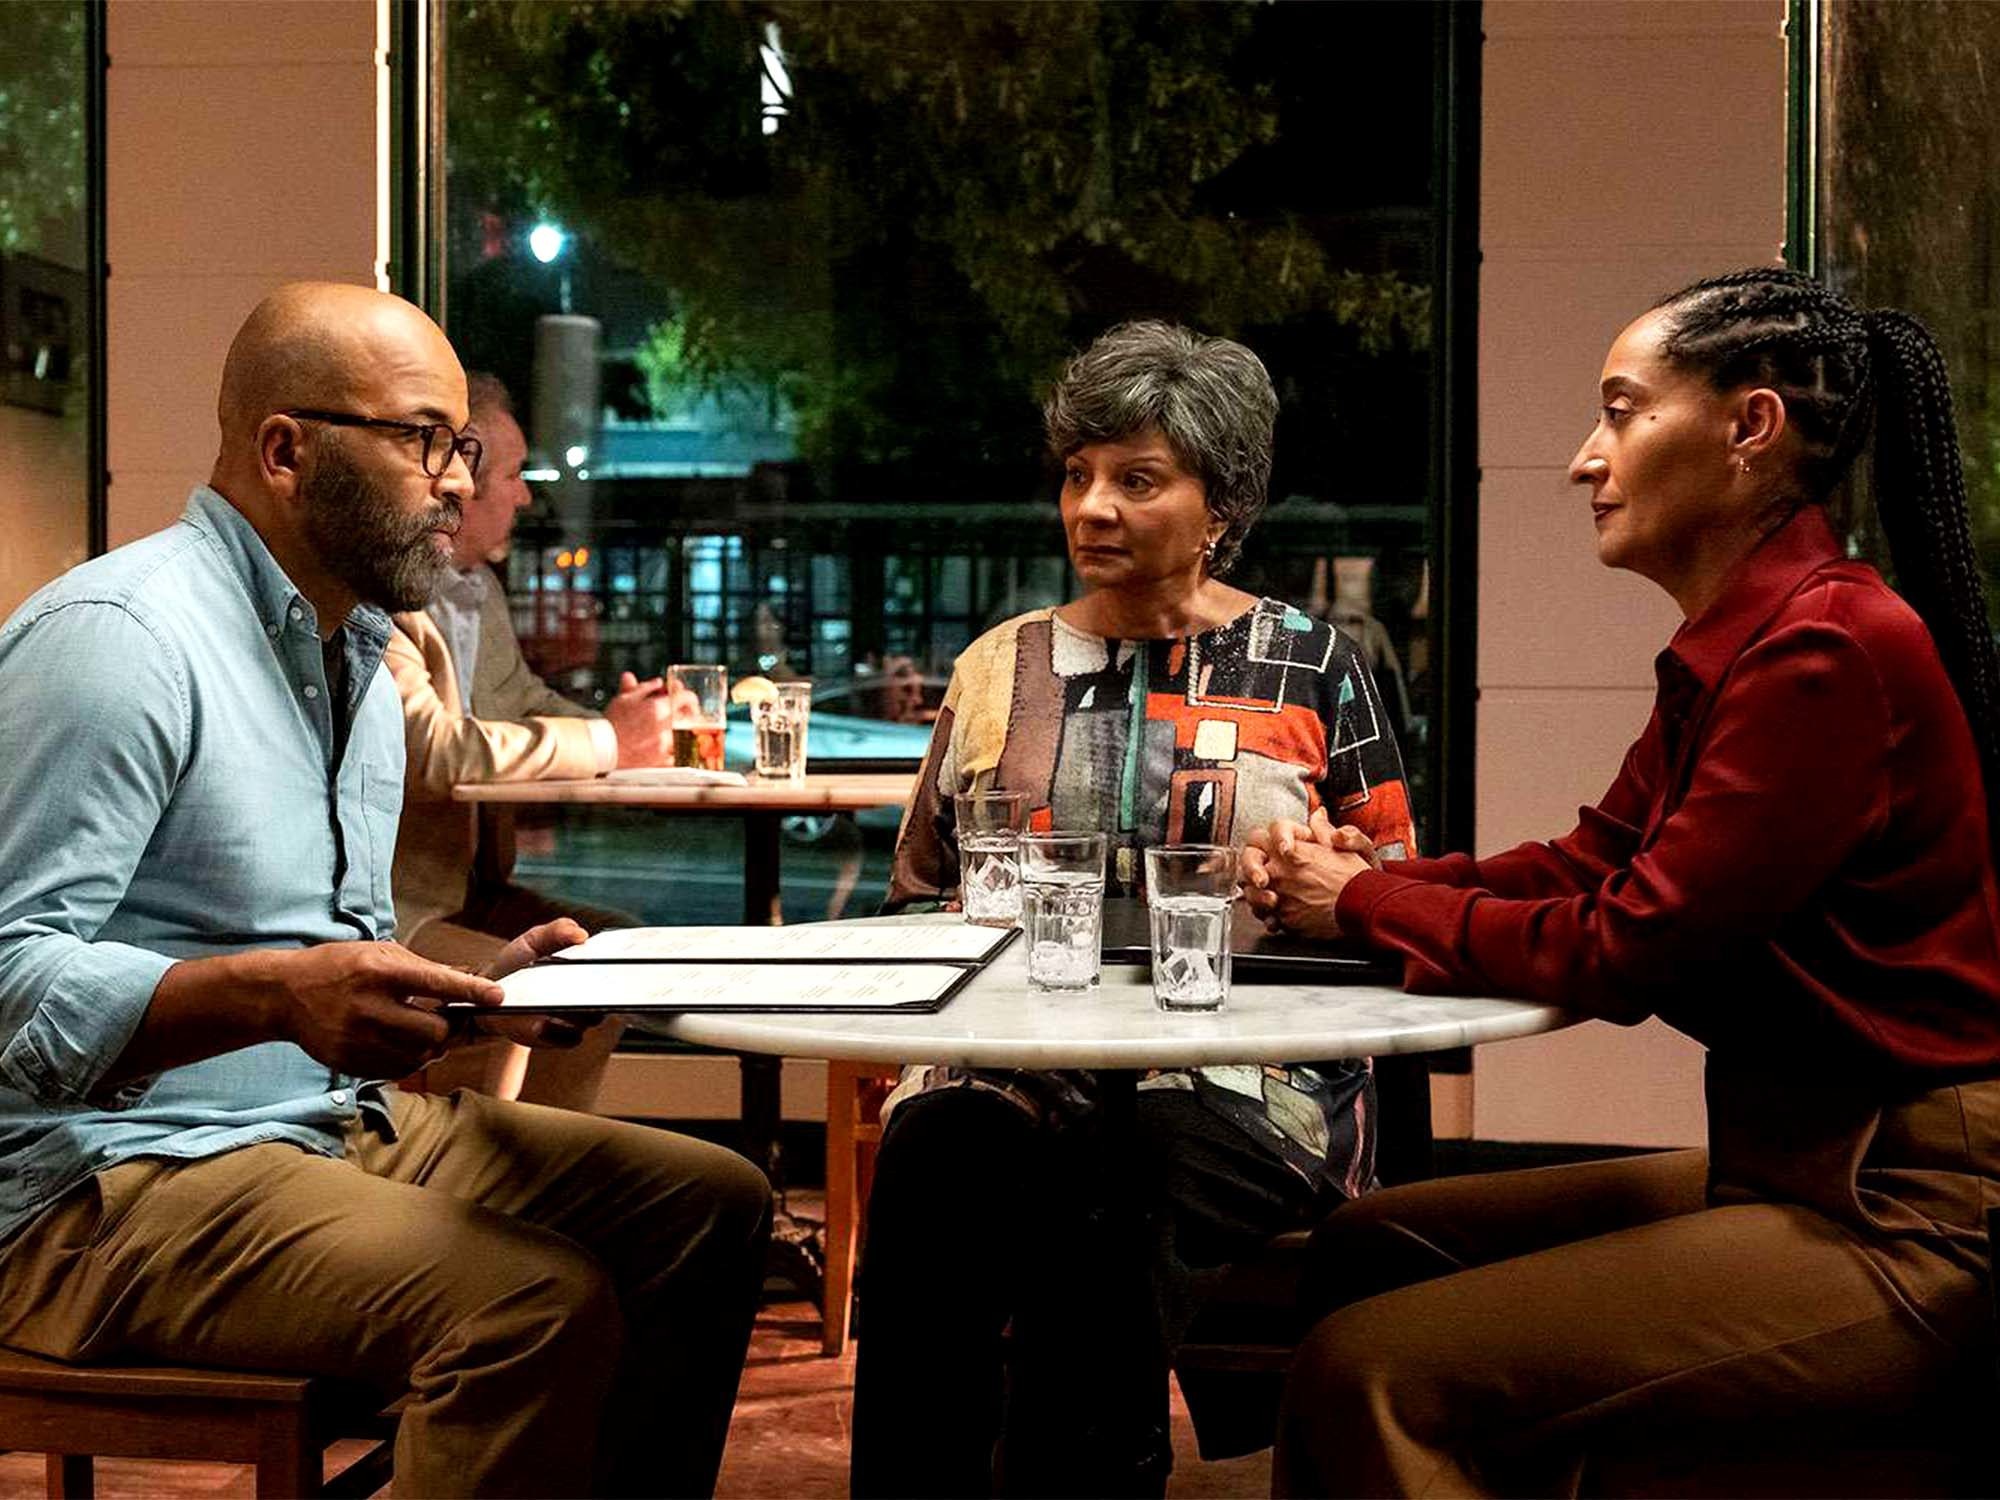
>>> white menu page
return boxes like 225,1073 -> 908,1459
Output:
550,923 -> 1014,966
494,961 -> 967,1013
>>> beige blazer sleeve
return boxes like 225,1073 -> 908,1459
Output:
471,578 -> 597,722
389,610 -> 604,802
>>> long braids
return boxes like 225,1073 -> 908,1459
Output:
1655,268 -> 2000,860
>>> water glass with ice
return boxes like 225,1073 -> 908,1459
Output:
752,681 -> 813,781
954,791 -> 1027,928
1020,832 -> 1107,992
1143,844 -> 1240,1012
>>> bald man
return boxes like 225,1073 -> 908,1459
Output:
0,284 -> 769,1497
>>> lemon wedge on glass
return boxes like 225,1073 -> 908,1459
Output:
730,675 -> 779,706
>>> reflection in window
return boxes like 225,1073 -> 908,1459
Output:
441,0 -> 1448,920
0,0 -> 94,616
1817,0 -> 2000,609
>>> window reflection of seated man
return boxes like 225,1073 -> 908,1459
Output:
389,372 -> 680,1107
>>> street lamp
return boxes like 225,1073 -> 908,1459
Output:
528,222 -> 565,264
528,221 -> 571,313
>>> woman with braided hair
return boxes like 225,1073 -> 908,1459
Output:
1246,268 -> 2000,1496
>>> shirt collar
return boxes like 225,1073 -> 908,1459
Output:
439,565 -> 490,601
181,485 -> 391,650
1661,504 -> 1846,692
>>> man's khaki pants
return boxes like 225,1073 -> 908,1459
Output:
1274,1065 -> 2000,1499
0,1088 -> 771,1498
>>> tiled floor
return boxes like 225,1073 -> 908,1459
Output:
0,1291 -> 1271,1499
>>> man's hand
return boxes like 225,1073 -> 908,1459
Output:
473,918 -> 597,1049
604,671 -> 699,768
264,941 -> 504,1078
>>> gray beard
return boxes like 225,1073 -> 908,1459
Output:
302,443 -> 459,613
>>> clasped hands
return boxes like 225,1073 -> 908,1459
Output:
1241,807 -> 1381,940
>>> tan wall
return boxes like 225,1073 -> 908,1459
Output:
1470,0 -> 1787,1146
104,0 -> 386,545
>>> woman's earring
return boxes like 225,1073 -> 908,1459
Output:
1204,538 -> 1218,560
1738,458 -> 1751,474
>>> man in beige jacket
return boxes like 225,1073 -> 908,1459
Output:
389,374 -> 687,1102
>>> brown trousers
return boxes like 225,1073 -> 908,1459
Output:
1274,1062 -> 2000,1499
0,1088 -> 771,1498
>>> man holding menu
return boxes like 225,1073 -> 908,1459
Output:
0,283 -> 769,1497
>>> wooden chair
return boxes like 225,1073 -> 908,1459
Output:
0,1346 -> 398,1499
821,1059 -> 900,1356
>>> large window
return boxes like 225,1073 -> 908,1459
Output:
1814,0 -> 2000,604
437,0 -> 1464,922
0,1 -> 99,618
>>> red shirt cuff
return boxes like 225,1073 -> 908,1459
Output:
1336,866 -> 1413,939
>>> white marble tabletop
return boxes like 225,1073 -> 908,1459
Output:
640,914 -> 1575,1068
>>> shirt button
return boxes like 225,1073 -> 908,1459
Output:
303,684 -> 320,701
289,606 -> 304,623
330,1089 -> 349,1106
265,622 -> 279,638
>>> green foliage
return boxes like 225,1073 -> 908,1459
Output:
446,0 -> 1429,482
0,2 -> 87,261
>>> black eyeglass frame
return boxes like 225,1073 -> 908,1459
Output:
283,408 -> 483,479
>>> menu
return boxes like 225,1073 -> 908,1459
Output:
550,923 -> 1016,965
495,960 -> 974,1014
481,921 -> 1019,1014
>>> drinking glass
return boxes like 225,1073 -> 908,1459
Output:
954,790 -> 1028,928
668,664 -> 728,770
1019,832 -> 1108,992
752,681 -> 813,781
1144,844 -> 1240,1013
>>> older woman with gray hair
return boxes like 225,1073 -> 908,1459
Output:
851,322 -> 1418,1497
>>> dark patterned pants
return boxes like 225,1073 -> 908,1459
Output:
850,1084 -> 1325,1498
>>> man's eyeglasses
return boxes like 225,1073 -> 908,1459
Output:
284,409 -> 483,479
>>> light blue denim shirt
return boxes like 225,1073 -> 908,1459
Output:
0,487 -> 406,1246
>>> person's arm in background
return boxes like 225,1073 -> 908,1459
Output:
389,614 -> 607,800
882,676 -> 969,914
0,604 -> 500,1102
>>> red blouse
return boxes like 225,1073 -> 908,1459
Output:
1339,506 -> 2000,1081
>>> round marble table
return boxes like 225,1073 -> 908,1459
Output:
643,914 -> 1574,1067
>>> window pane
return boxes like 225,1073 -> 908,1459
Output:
442,0 -> 1445,921
0,0 -> 93,616
1817,0 -> 2000,607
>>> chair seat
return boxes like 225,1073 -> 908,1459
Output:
0,1348 -> 322,1403
0,1345 -> 397,1498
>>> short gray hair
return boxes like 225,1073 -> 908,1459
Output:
1043,321 -> 1278,575
464,370 -> 514,426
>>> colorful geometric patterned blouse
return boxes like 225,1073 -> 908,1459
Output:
884,597 -> 1418,1194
